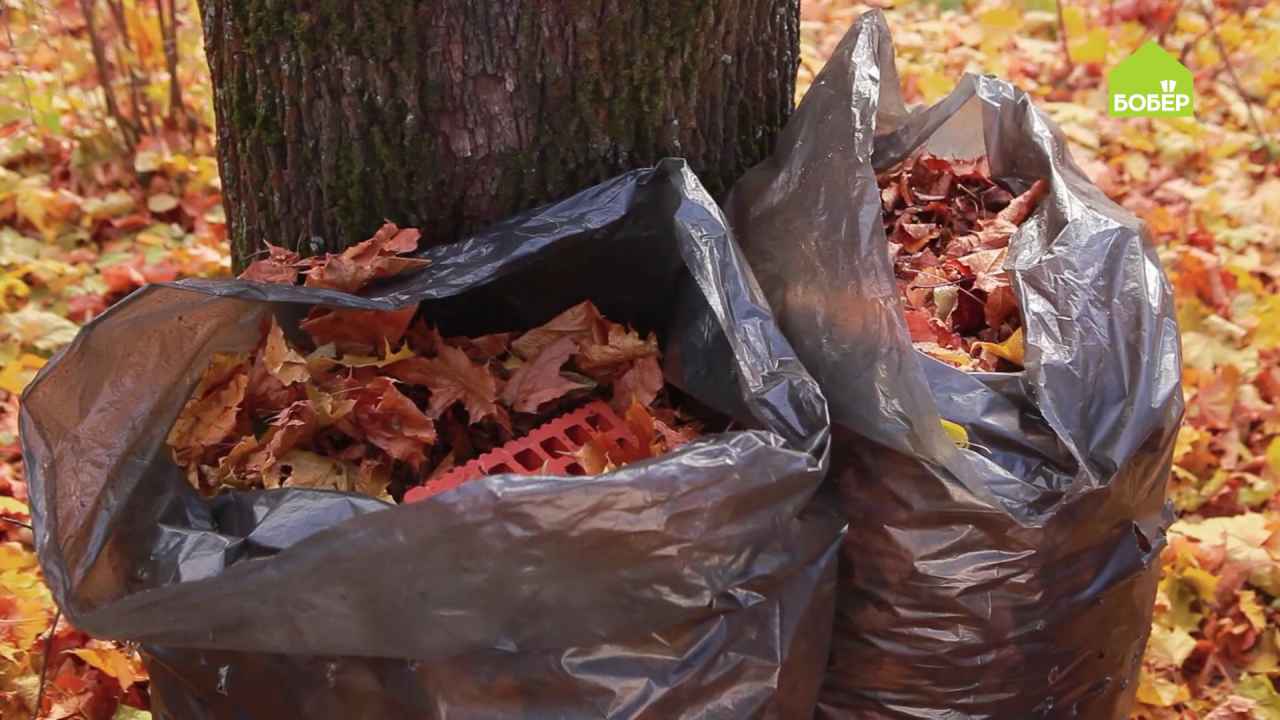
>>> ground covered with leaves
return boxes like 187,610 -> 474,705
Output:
0,0 -> 1278,717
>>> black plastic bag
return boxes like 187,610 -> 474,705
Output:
22,159 -> 844,719
725,13 -> 1184,719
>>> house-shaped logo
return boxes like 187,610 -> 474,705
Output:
1108,41 -> 1194,117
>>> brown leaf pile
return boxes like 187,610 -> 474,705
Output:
169,224 -> 701,500
879,154 -> 1048,371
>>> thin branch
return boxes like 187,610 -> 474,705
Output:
0,516 -> 31,530
155,0 -> 185,128
105,0 -> 156,136
78,0 -> 137,150
1056,0 -> 1074,71
31,608 -> 60,720
1,7 -> 38,126
1201,0 -> 1271,149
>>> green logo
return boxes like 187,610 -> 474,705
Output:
1108,41 -> 1194,117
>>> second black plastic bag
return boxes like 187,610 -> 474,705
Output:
726,12 -> 1184,719
23,160 -> 843,719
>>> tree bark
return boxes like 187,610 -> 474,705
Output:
201,0 -> 800,271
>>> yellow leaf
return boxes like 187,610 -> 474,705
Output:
1173,425 -> 1201,462
0,496 -> 28,516
1136,668 -> 1191,706
331,341 -> 417,369
1254,295 -> 1280,348
940,418 -> 969,449
917,71 -> 954,103
1147,624 -> 1197,667
1239,590 -> 1268,632
69,645 -> 146,691
974,327 -> 1026,366
979,8 -> 1021,40
1248,629 -> 1280,674
1069,28 -> 1109,64
1061,6 -> 1087,37
0,352 -> 47,394
1181,566 -> 1219,603
1268,437 -> 1280,477
0,542 -> 38,572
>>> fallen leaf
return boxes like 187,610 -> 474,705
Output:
303,222 -> 429,293
262,318 -> 308,385
240,244 -> 303,285
501,336 -> 589,413
388,344 -> 500,422
300,306 -> 416,354
511,300 -> 605,360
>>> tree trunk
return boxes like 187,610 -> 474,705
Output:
201,0 -> 800,271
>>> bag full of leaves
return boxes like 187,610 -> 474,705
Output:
21,159 -> 844,719
725,12 -> 1184,720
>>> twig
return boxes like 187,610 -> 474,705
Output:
31,608 -> 60,720
105,0 -> 156,136
77,0 -> 137,151
1179,26 -> 1212,65
0,7 -> 38,126
0,516 -> 32,530
1201,0 -> 1271,149
1056,0 -> 1074,71
154,0 -> 185,130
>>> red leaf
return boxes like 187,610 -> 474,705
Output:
511,300 -> 606,360
576,324 -> 659,380
240,244 -> 303,285
387,344 -> 500,422
300,306 -> 417,354
500,336 -> 589,413
302,222 -> 430,293
345,377 -> 436,468
611,355 -> 663,412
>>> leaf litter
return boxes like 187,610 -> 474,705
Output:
173,223 -> 706,502
881,152 -> 1047,371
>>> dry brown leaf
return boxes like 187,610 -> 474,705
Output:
511,300 -> 606,360
303,222 -> 430,293
346,376 -> 436,468
501,336 -> 588,413
388,344 -> 500,422
300,306 -> 417,354
168,353 -> 250,470
263,318 -> 309,385
240,244 -> 303,285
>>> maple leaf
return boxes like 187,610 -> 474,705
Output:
958,247 -> 1009,293
448,332 -> 514,362
302,222 -> 430,293
345,377 -> 436,467
240,243 -> 303,285
300,306 -> 417,354
167,353 -> 249,471
576,324 -> 659,380
68,642 -> 146,692
387,344 -> 500,422
262,318 -> 308,385
511,300 -> 606,360
501,336 -> 589,413
611,355 -> 664,412
0,305 -> 79,351
263,449 -> 357,491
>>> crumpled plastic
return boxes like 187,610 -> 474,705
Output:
23,159 -> 845,719
726,12 -> 1184,719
